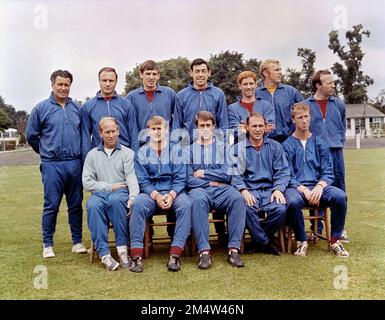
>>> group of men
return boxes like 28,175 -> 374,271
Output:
26,57 -> 349,273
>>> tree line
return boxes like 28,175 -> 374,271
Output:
1,24 -> 382,132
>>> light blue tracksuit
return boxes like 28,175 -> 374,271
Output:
172,81 -> 228,141
130,142 -> 192,250
256,83 -> 303,143
126,84 -> 176,137
26,93 -> 83,247
82,142 -> 139,257
231,137 -> 290,244
283,134 -> 347,240
187,139 -> 246,252
304,95 -> 347,192
81,91 -> 139,162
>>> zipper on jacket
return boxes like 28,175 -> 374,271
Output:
107,100 -> 111,116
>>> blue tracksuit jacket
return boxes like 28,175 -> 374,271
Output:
26,93 -> 81,161
81,91 -> 139,161
187,139 -> 231,189
172,81 -> 228,139
135,141 -> 186,195
304,95 -> 346,148
126,84 -> 176,132
256,83 -> 303,142
283,134 -> 334,188
231,137 -> 290,192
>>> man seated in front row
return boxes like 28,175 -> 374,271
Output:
129,116 -> 192,272
283,102 -> 349,257
187,111 -> 246,269
82,117 -> 140,271
231,112 -> 289,255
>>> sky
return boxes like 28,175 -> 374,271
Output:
1,0 -> 385,113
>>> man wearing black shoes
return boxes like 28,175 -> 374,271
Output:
231,112 -> 290,256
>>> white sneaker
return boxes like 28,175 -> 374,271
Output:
294,241 -> 308,257
101,255 -> 119,271
43,246 -> 55,258
118,251 -> 131,269
330,240 -> 349,257
72,243 -> 88,254
340,229 -> 350,243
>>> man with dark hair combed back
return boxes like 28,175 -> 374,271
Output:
27,70 -> 87,258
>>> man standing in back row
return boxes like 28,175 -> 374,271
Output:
305,70 -> 349,241
256,59 -> 303,143
81,67 -> 139,162
27,70 -> 87,258
172,58 -> 228,141
126,60 -> 176,140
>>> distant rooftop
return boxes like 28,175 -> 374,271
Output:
346,104 -> 385,118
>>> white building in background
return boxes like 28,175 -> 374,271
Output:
345,104 -> 385,139
0,128 -> 18,151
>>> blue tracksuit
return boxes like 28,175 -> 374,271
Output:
283,134 -> 347,240
83,143 -> 139,258
130,142 -> 192,250
187,140 -> 246,252
172,81 -> 228,141
126,84 -> 176,135
305,95 -> 346,192
231,137 -> 290,244
26,93 -> 83,247
228,97 -> 275,142
81,91 -> 139,162
256,83 -> 303,142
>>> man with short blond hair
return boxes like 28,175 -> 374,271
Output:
129,116 -> 192,273
283,102 -> 349,257
257,59 -> 303,143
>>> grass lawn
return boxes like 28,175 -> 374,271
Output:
0,148 -> 384,300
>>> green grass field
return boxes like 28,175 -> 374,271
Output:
0,148 -> 384,300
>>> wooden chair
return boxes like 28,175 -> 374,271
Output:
143,211 -> 193,259
286,206 -> 331,253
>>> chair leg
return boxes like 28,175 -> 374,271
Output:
324,208 -> 331,249
89,241 -> 95,263
287,227 -> 293,253
279,226 -> 285,252
313,210 -> 318,244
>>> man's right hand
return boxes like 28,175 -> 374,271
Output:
111,182 -> 126,192
241,189 -> 256,207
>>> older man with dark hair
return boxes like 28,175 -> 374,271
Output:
27,70 -> 87,258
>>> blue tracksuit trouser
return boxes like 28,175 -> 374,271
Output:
129,192 -> 192,250
285,186 -> 347,240
330,148 -> 346,192
245,189 -> 286,245
41,159 -> 83,247
189,185 -> 246,252
86,189 -> 129,257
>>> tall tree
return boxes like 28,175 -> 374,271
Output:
285,47 -> 316,98
370,89 -> 385,114
328,24 -> 373,103
0,108 -> 12,131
